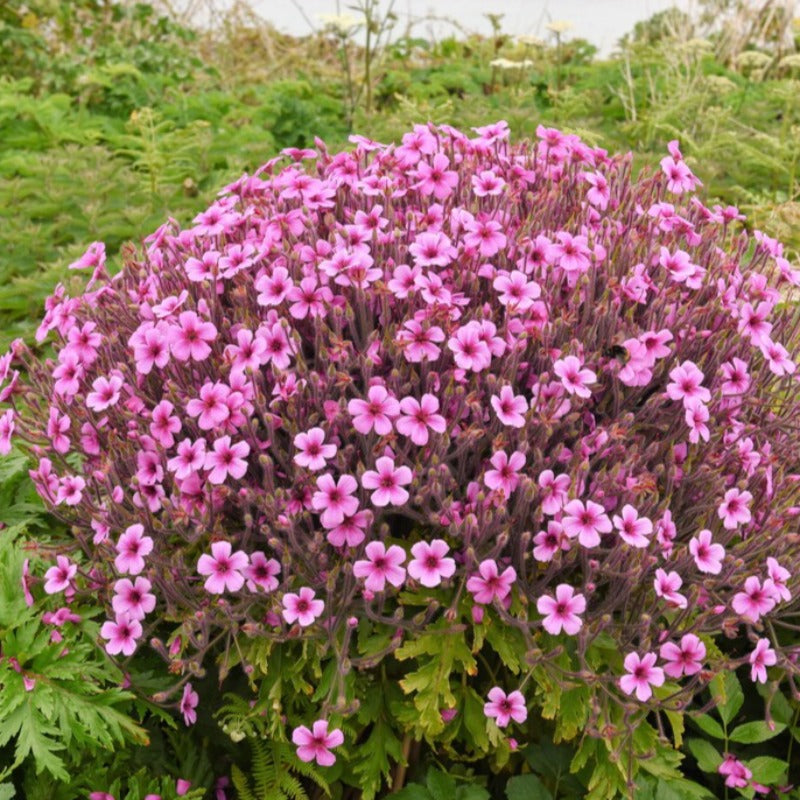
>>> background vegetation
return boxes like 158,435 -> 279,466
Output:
0,1 -> 799,798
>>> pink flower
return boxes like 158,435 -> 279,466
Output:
292,720 -> 344,766
282,587 -> 324,627
204,436 -> 250,484
448,322 -> 492,372
537,470 -> 570,515
553,355 -> 596,398
619,652 -> 665,701
464,217 -> 507,258
738,301 -> 773,345
186,382 -> 231,430
47,407 -> 71,453
414,153 -> 458,199
718,488 -> 752,530
484,450 -> 526,497
732,576 -> 777,621
409,231 -> 457,268
536,584 -> 586,635
493,270 -> 541,311
612,504 -> 653,548
243,551 -> 281,592
654,568 -> 687,609
168,311 -> 217,362
552,232 -> 591,274
255,266 -> 294,306
114,524 -> 154,575
483,688 -> 527,728
407,539 -> 456,587
766,557 -> 791,603
180,683 -> 199,726
761,338 -> 795,376
197,541 -> 249,593
0,409 -> 14,456
167,438 -> 206,480
660,154 -> 701,194
44,555 -> 77,594
312,474 -> 359,527
112,577 -> 156,620
361,456 -> 413,507
667,361 -> 710,406
562,499 -> 612,548
55,475 -> 85,506
685,399 -> 710,444
490,386 -> 528,428
100,614 -> 142,657
660,634 -> 706,678
86,374 -> 123,412
472,169 -> 506,196
176,779 -> 192,797
325,509 -> 370,548
749,638 -> 777,683
353,541 -> 407,592
131,322 -> 170,374
466,559 -> 517,605
533,521 -> 569,562
396,394 -> 446,445
396,320 -> 444,362
718,754 -> 752,789
150,400 -> 181,448
347,385 -> 400,435
287,277 -> 332,320
720,357 -> 750,395
293,427 -> 337,471
689,530 -> 725,574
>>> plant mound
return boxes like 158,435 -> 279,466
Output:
4,121 -> 800,797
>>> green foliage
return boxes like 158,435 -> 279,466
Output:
0,526 -> 147,783
231,739 -> 331,800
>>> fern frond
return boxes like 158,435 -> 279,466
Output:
231,763 -> 256,800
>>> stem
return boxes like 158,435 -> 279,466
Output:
391,733 -> 413,791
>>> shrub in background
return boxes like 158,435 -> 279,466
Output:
4,121 -> 800,798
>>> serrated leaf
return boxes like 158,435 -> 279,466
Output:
686,738 -> 722,773
505,774 -> 553,800
691,713 -> 724,740
745,756 -> 787,785
665,709 -> 685,748
709,671 -> 743,726
426,769 -> 456,800
390,784 -> 432,800
729,720 -> 785,744
455,785 -> 490,800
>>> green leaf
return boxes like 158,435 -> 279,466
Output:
390,784 -> 432,800
729,720 -> 786,744
686,738 -> 722,773
665,709 -> 685,748
691,713 -> 725,740
426,769 -> 456,800
745,755 -> 787,785
709,671 -> 743,726
0,784 -> 15,800
455,785 -> 490,800
461,686 -> 490,752
505,774 -> 553,800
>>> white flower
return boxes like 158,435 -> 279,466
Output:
317,13 -> 362,34
546,20 -> 574,35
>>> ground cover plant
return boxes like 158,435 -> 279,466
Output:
4,113 -> 800,798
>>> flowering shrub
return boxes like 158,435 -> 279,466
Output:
4,120 -> 800,797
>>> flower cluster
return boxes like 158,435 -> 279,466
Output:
4,121 -> 800,766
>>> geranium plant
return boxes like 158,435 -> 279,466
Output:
4,121 -> 800,798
